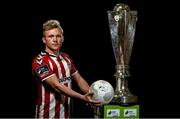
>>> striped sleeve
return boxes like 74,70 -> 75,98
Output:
32,54 -> 55,81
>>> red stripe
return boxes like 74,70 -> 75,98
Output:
62,55 -> 70,64
55,99 -> 60,118
45,55 -> 69,118
48,57 -> 61,118
62,54 -> 77,75
41,55 -> 51,118
57,56 -> 67,118
43,88 -> 50,118
57,56 -> 70,118
64,83 -> 69,118
48,57 -> 59,78
57,57 -> 66,78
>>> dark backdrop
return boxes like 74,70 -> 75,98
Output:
0,0 -> 179,118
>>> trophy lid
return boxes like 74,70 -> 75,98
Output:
113,3 -> 130,12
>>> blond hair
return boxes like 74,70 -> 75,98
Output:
43,20 -> 63,36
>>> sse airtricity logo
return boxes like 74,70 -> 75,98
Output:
124,109 -> 137,117
106,109 -> 120,117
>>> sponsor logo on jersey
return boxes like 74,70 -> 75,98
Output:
36,65 -> 49,77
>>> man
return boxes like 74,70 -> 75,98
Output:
32,19 -> 99,118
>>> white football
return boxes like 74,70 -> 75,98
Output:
89,80 -> 114,105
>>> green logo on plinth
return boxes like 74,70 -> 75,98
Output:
104,104 -> 139,118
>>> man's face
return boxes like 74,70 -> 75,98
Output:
43,28 -> 64,51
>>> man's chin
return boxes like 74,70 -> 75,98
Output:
52,46 -> 60,50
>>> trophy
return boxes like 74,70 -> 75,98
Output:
107,3 -> 138,105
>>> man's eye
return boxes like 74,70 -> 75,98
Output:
47,34 -> 63,39
56,35 -> 61,38
49,35 -> 54,38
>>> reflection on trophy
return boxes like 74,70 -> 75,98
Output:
107,3 -> 138,105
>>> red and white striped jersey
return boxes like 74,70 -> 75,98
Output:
32,51 -> 77,118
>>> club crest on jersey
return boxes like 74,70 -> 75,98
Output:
35,65 -> 49,77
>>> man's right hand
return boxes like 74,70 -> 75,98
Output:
84,92 -> 101,106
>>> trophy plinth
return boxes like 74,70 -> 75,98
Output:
107,3 -> 138,105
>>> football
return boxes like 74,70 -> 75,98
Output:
89,80 -> 114,105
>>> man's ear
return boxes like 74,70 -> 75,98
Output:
42,37 -> 46,44
62,37 -> 64,42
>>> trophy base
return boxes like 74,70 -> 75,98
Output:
111,95 -> 138,105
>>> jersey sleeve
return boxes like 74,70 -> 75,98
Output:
70,61 -> 78,76
32,55 -> 55,81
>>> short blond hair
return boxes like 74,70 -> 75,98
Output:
43,20 -> 63,35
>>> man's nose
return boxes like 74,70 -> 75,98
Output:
52,36 -> 58,41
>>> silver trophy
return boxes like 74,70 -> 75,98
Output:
107,3 -> 138,105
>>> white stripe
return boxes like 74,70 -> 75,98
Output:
41,73 -> 55,82
40,59 -> 55,82
48,60 -> 53,70
60,104 -> 65,118
61,56 -> 71,118
39,85 -> 45,117
51,57 -> 62,79
35,104 -> 38,118
49,92 -> 55,118
49,55 -> 71,118
61,58 -> 70,77
72,70 -> 78,76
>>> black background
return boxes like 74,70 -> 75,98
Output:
0,0 -> 180,118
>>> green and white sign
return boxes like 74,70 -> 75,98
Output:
104,104 -> 139,118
